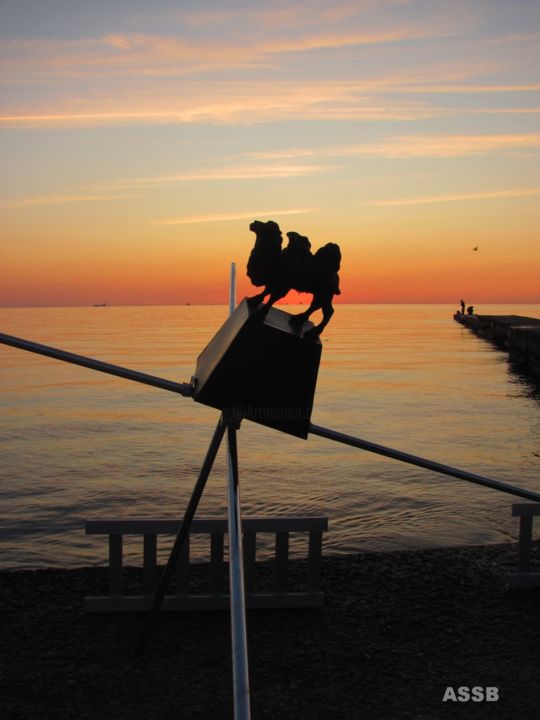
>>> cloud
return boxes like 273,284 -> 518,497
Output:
484,32 -> 540,47
392,83 -> 540,94
0,92 -> 439,128
183,1 -> 424,25
344,133 -> 540,158
180,2 -> 389,30
0,24 -> 436,83
0,12 -> 535,132
0,34 -> 268,87
242,149 -> 319,160
153,208 -> 318,225
3,164 -> 330,210
0,111 -> 182,127
1,192 -> 135,209
101,163 -> 334,190
243,133 -> 540,160
4,81 -> 532,129
5,27 -> 519,130
258,28 -> 419,54
366,188 -> 540,206
463,107 -> 540,115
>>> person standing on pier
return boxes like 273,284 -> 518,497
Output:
460,299 -> 465,314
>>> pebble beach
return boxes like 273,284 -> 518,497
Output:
3,541 -> 540,720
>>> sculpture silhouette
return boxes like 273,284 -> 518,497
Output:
246,220 -> 341,339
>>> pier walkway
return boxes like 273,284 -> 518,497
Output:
454,312 -> 540,379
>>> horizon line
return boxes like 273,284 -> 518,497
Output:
2,300 -> 540,310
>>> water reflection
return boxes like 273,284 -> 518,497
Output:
1,303 -> 539,568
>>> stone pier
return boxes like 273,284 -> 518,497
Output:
454,312 -> 540,379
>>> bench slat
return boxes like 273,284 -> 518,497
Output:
512,503 -> 540,517
143,534 -> 157,594
176,535 -> 190,593
307,530 -> 323,591
86,517 -> 328,535
84,591 -> 324,612
275,532 -> 289,590
210,533 -> 225,591
109,534 -> 122,596
243,532 -> 256,592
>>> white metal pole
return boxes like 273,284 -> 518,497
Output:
229,262 -> 237,316
226,421 -> 251,720
226,261 -> 251,719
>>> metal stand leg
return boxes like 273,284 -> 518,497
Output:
226,418 -> 251,720
137,414 -> 227,653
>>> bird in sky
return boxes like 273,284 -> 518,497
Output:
473,246 -> 478,251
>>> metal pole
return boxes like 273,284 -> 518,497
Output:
226,418 -> 251,720
137,415 -> 227,654
0,332 -> 192,397
309,423 -> 540,502
226,259 -> 251,718
229,262 -> 237,316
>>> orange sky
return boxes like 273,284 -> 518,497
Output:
1,1 -> 539,306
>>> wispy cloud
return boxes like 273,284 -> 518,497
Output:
484,31 -> 540,47
0,25 -> 438,83
392,83 -> 540,94
0,76 -> 442,128
7,25 -> 527,131
463,107 -> 540,115
343,133 -> 540,158
242,149 -> 319,160
0,5 -> 533,137
1,192 -> 135,209
180,2 -> 401,31
0,100 -> 439,128
243,133 -> 540,160
0,111 -> 193,127
258,28 -> 419,54
366,188 -> 540,207
153,208 -> 318,225
101,163 -> 333,190
3,163 -> 331,210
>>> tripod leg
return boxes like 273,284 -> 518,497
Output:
137,414 -> 227,654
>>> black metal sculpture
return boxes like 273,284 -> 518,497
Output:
246,220 -> 341,338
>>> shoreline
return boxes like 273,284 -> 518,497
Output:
3,541 -> 540,719
0,535 -> 526,573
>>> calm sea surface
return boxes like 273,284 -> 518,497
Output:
1,304 -> 540,569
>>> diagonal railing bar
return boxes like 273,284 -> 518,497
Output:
0,333 -> 192,397
309,423 -> 540,502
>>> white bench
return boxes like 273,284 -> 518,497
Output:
84,517 -> 328,611
510,503 -> 540,587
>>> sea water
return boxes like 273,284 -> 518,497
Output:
1,304 -> 539,568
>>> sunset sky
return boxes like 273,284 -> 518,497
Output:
1,0 -> 539,306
